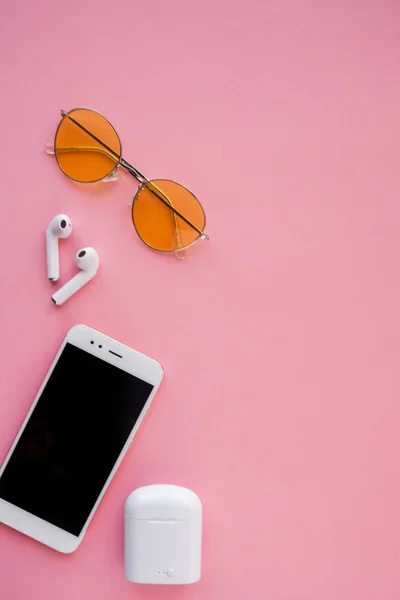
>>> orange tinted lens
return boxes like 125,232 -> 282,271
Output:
132,179 -> 205,252
54,108 -> 121,182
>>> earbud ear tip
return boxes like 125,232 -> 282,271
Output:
75,247 -> 99,272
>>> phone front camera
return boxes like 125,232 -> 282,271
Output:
90,341 -> 94,344
99,345 -> 103,349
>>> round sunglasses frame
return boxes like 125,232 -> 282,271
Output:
131,179 -> 207,254
52,107 -> 208,254
54,107 -> 123,184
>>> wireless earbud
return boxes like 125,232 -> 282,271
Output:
46,214 -> 72,281
51,248 -> 99,306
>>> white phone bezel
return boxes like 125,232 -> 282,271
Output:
0,324 -> 164,553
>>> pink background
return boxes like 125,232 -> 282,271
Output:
1,0 -> 400,598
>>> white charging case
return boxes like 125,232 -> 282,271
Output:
124,484 -> 202,584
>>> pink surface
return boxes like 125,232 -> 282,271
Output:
1,0 -> 400,598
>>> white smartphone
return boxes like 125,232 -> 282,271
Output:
0,324 -> 163,553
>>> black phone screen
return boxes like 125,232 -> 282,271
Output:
0,343 -> 154,536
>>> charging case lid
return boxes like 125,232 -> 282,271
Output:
125,484 -> 202,521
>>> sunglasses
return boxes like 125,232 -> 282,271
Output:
47,108 -> 209,255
